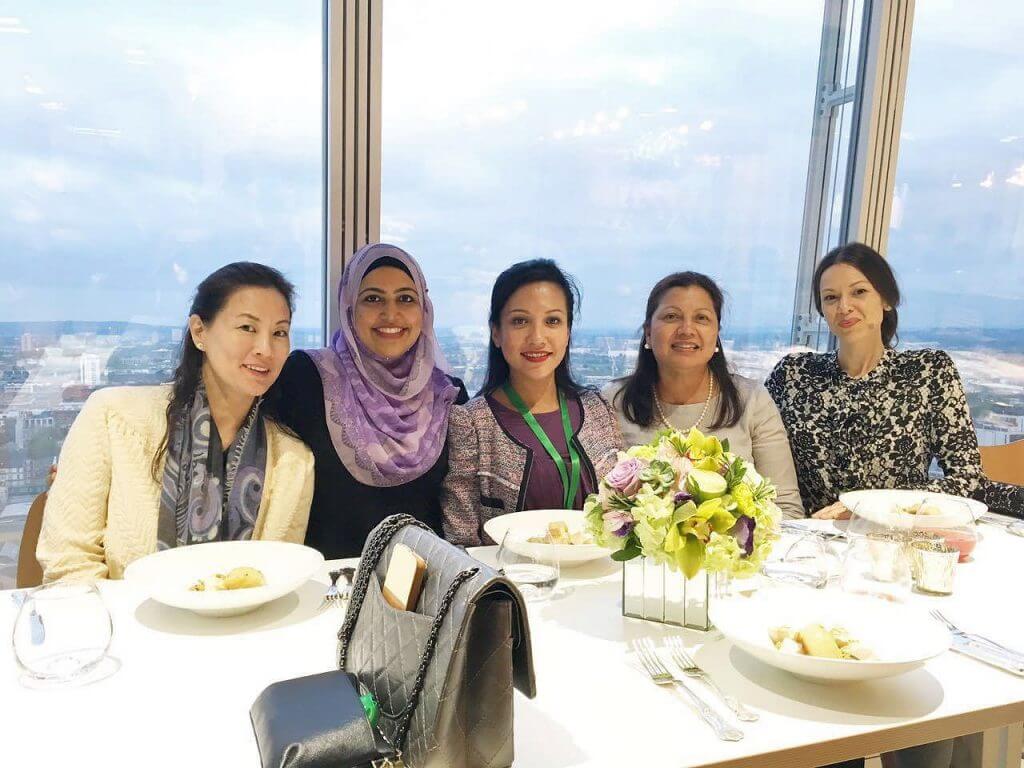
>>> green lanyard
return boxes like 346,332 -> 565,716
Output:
502,383 -> 582,509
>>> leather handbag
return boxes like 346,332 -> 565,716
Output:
337,514 -> 537,768
250,670 -> 395,768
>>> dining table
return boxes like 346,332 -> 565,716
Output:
3,522 -> 1023,768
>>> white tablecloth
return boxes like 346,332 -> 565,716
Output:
3,529 -> 1024,768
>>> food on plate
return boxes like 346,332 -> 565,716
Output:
769,623 -> 874,660
895,501 -> 942,516
189,566 -> 266,592
526,521 -> 593,546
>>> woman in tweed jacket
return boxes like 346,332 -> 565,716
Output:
441,260 -> 622,546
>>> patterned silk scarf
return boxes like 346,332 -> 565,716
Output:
156,382 -> 268,549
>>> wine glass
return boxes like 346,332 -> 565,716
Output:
496,530 -> 559,601
840,535 -> 912,603
13,581 -> 113,684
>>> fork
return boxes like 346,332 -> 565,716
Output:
318,568 -> 354,611
930,610 -> 1024,659
631,638 -> 743,741
665,637 -> 758,722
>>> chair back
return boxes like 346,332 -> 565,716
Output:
978,440 -> 1024,487
16,491 -> 46,588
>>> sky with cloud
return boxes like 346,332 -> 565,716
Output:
1,1 -> 1021,337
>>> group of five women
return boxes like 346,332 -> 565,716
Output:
39,241 -> 1021,581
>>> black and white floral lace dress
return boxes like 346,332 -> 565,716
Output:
766,348 -> 1023,518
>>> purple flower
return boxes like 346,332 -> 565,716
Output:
605,457 -> 644,497
673,490 -> 693,505
603,509 -> 635,538
731,515 -> 756,557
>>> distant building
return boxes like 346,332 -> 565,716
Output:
20,333 -> 34,352
79,353 -> 102,385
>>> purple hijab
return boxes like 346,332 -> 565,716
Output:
304,243 -> 459,487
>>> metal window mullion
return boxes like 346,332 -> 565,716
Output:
325,0 -> 381,341
791,0 -> 849,348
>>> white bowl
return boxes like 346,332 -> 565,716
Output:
710,587 -> 950,683
124,540 -> 325,617
839,489 -> 985,530
482,508 -> 610,567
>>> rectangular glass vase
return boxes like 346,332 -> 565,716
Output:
621,556 -> 711,631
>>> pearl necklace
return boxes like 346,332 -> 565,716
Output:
653,373 -> 715,432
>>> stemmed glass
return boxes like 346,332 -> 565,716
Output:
12,581 -> 113,685
496,530 -> 560,601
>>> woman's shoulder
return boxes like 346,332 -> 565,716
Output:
279,348 -> 323,386
889,348 -> 960,383
599,378 -> 627,408
85,384 -> 170,418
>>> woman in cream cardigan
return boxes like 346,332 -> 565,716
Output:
38,263 -> 315,582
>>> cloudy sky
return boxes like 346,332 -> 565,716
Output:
1,0 -> 1021,337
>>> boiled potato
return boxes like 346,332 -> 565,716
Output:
220,566 -> 266,590
797,623 -> 843,659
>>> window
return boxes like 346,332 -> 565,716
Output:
0,3 -> 324,587
887,1 -> 1024,446
381,1 -> 833,395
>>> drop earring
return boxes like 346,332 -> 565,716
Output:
644,341 -> 651,349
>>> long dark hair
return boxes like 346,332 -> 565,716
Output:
812,241 -> 901,348
152,262 -> 296,478
616,271 -> 741,429
478,258 -> 586,397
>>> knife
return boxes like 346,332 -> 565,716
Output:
952,636 -> 1024,676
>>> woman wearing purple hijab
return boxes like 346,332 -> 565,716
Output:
275,244 -> 467,558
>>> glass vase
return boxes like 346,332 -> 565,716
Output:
621,556 -> 713,631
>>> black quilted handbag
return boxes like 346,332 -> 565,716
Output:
337,514 -> 536,768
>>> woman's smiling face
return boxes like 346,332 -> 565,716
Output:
490,281 -> 570,387
352,266 -> 423,358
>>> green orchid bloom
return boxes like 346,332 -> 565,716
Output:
662,498 -> 737,578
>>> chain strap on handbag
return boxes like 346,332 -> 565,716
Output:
338,513 -> 479,757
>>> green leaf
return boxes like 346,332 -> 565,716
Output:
611,541 -> 642,561
721,438 -> 730,453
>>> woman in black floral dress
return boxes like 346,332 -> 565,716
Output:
766,242 -> 1022,520
768,242 -> 1022,768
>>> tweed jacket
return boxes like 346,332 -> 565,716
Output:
441,389 -> 622,546
38,384 -> 315,583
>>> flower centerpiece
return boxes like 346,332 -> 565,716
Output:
584,427 -> 780,628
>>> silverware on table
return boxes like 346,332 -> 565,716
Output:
630,637 -> 744,742
930,610 -> 1024,660
950,636 -> 1024,677
664,636 -> 759,722
318,568 -> 354,611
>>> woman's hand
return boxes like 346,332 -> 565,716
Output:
812,501 -> 851,520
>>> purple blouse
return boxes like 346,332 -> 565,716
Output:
487,394 -> 597,510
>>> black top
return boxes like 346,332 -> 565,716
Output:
274,350 -> 469,558
766,348 -> 1023,518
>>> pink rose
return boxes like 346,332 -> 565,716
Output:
605,457 -> 644,497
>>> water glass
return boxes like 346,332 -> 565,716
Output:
762,532 -> 830,589
840,535 -> 912,603
496,530 -> 559,601
13,581 -> 113,683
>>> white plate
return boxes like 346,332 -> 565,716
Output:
482,508 -> 610,567
710,587 -> 950,683
839,489 -> 985,530
124,540 -> 325,617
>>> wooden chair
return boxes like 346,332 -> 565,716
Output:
979,439 -> 1024,486
16,491 -> 46,588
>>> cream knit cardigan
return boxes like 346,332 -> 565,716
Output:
38,385 -> 315,582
